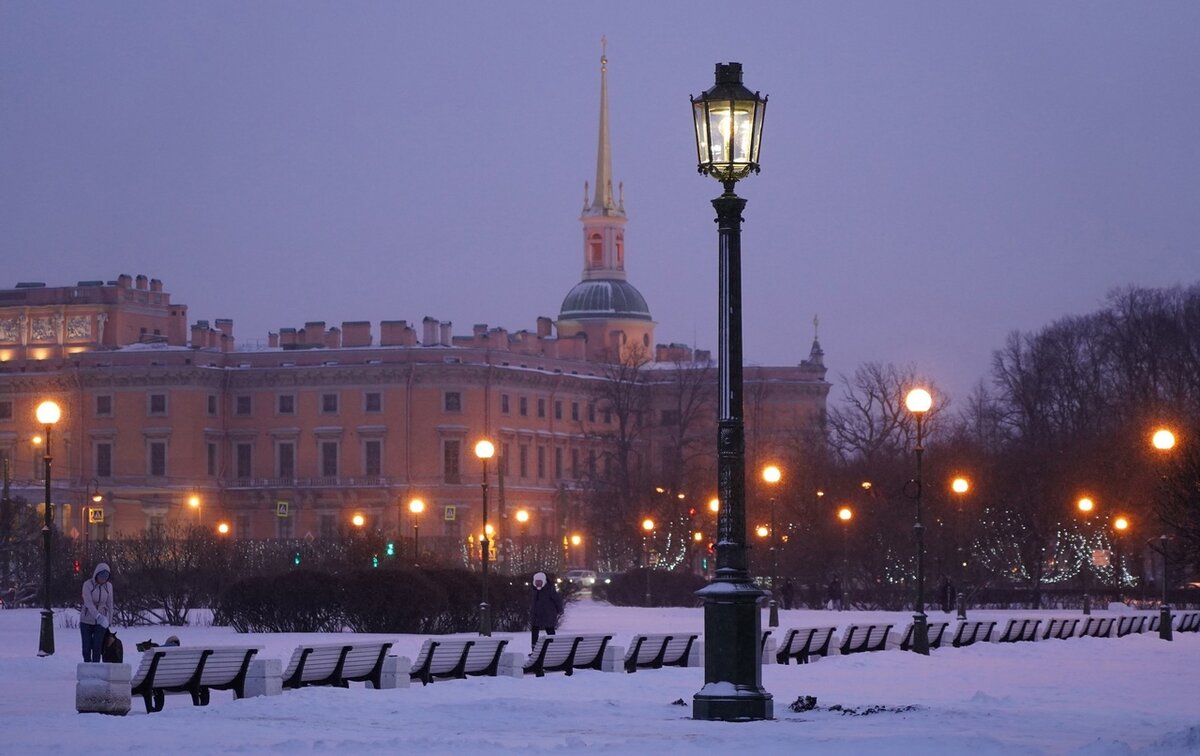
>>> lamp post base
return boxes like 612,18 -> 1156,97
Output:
1158,605 -> 1173,641
37,608 -> 55,657
767,598 -> 779,628
910,611 -> 930,655
693,579 -> 772,721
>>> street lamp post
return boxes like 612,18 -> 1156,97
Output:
1152,428 -> 1176,641
84,479 -> 101,569
762,465 -> 781,628
35,400 -> 61,657
837,506 -> 852,608
690,61 -> 772,721
188,494 -> 201,526
1112,516 -> 1129,603
515,508 -> 530,573
951,476 -> 970,619
475,439 -> 495,636
1077,496 -> 1096,615
904,388 -> 932,656
408,498 -> 425,566
641,518 -> 655,606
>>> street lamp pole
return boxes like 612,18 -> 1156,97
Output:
690,62 -> 772,721
1152,428 -> 1176,641
905,388 -> 932,656
951,476 -> 970,620
475,440 -> 495,636
408,499 -> 424,566
36,400 -> 61,657
1112,516 -> 1129,603
762,465 -> 781,627
838,507 -> 852,607
1077,497 -> 1095,615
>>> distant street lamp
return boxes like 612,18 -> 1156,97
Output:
689,60 -> 772,722
1112,516 -> 1130,602
904,388 -> 932,656
351,512 -> 366,529
35,400 -> 61,657
408,498 -> 425,565
1077,496 -> 1096,614
641,518 -> 656,605
83,479 -> 102,568
216,521 -> 230,536
1151,427 -> 1176,640
475,439 -> 495,636
188,494 -> 201,525
837,506 -> 852,608
761,465 -> 781,627
514,508 -> 530,571
950,476 -> 970,619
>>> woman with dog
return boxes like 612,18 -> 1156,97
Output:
80,562 -> 113,662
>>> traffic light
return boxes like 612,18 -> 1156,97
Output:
292,551 -> 301,566
371,554 -> 380,568
72,560 -> 81,574
385,542 -> 395,557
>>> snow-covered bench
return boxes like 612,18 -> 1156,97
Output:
1041,617 -> 1082,640
1080,616 -> 1116,638
1176,610 -> 1200,633
130,644 -> 261,713
1113,615 -> 1145,637
409,637 -> 509,685
524,633 -> 613,677
281,641 -> 395,689
775,626 -> 837,664
838,623 -> 893,655
995,618 -> 1041,643
623,633 -> 699,673
898,620 -> 950,651
952,620 -> 996,647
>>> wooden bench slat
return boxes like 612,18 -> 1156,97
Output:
524,633 -> 613,677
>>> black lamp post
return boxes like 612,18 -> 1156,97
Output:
474,440 -> 494,636
408,498 -> 424,566
1151,428 -> 1176,641
1111,515 -> 1129,603
689,61 -> 772,722
904,388 -> 932,656
950,476 -> 970,620
36,400 -> 61,657
1077,496 -> 1095,615
762,465 -> 781,628
838,506 -> 852,607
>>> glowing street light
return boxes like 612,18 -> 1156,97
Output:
762,464 -> 782,627
690,60 -> 771,722
904,387 -> 933,656
408,498 -> 425,565
351,513 -> 366,529
216,521 -> 231,536
1112,515 -> 1130,603
34,400 -> 61,657
1077,496 -> 1097,614
475,439 -> 495,636
1151,427 -> 1178,640
837,506 -> 853,608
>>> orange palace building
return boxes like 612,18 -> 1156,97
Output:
0,52 -> 829,561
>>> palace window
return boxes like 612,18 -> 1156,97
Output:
444,392 -> 462,413
235,395 -> 252,416
321,393 -> 339,414
278,394 -> 295,415
94,395 -> 112,417
364,392 -> 382,413
149,393 -> 167,416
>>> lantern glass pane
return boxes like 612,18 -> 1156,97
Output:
693,100 -> 710,164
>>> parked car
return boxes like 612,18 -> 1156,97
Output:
565,569 -> 598,587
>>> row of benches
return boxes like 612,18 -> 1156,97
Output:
112,631 -> 697,713
89,610 -> 1198,714
764,610 -> 1200,665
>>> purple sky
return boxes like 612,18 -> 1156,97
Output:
2,2 -> 1197,405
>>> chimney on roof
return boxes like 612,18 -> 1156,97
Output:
440,321 -> 452,347
422,317 -> 438,346
341,321 -> 371,347
304,321 -> 325,345
381,320 -> 415,346
215,319 -> 234,339
135,274 -> 148,290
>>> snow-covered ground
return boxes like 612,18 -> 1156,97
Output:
1,602 -> 1197,755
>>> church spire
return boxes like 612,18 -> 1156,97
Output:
588,36 -> 621,216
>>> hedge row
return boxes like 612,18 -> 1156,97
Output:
591,568 -> 707,607
217,567 -> 554,633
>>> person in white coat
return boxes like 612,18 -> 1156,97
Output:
80,562 -> 113,662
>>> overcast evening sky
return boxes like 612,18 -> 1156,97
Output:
2,2 -> 1198,405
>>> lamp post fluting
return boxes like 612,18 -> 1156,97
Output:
905,388 -> 932,656
475,440 -> 495,636
36,400 -> 61,657
689,61 -> 772,722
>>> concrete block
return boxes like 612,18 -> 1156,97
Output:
761,637 -> 777,665
687,640 -> 704,668
497,651 -> 525,679
601,644 -> 625,673
76,663 -> 132,715
372,655 -> 411,690
243,658 -> 283,698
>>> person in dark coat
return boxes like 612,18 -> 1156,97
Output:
529,571 -> 563,647
939,575 -> 956,614
827,577 -> 843,611
780,580 -> 795,611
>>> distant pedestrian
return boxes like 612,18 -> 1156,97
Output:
780,580 -> 795,611
80,562 -> 114,662
827,577 -> 843,611
529,571 -> 563,647
939,576 -> 956,614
